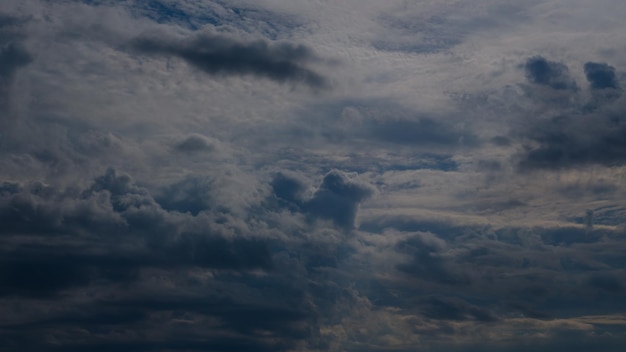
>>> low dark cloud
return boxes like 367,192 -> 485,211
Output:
524,56 -> 578,91
270,171 -> 308,209
272,169 -> 375,229
517,57 -> 626,170
131,31 -> 328,88
395,232 -> 470,286
584,62 -> 621,90
0,168 -> 274,296
517,112 -> 626,170
0,167 -> 320,351
155,176 -> 213,215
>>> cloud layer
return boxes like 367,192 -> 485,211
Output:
1,0 -> 626,351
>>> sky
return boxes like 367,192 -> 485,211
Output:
1,0 -> 626,351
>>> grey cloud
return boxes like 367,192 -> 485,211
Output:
395,232 -> 470,286
360,215 -> 468,241
420,296 -> 497,322
0,168 -> 274,296
174,133 -> 216,153
585,62 -> 621,90
0,42 -> 33,80
270,171 -> 309,209
0,166 -> 332,351
583,62 -> 622,107
517,58 -> 626,170
131,31 -> 328,88
517,111 -> 626,170
369,117 -> 477,147
155,176 -> 213,215
0,42 -> 31,78
0,15 -> 32,111
272,169 -> 375,229
540,226 -> 604,246
524,56 -> 578,91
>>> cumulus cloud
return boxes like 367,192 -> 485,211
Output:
515,56 -> 626,170
524,55 -> 578,91
2,0 -> 626,351
584,62 -> 621,90
272,169 -> 375,229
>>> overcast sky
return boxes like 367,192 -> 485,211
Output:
1,1 -> 626,351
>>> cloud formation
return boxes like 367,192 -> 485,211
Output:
131,30 -> 328,88
524,55 -> 578,91
272,169 -> 375,229
1,0 -> 626,351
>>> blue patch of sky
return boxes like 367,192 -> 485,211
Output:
65,0 -> 305,39
134,0 -> 305,39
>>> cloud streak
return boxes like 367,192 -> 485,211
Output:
130,30 -> 329,88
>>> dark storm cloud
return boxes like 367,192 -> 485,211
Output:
517,57 -> 626,170
517,110 -> 626,170
0,168 -> 274,297
1,287 -> 313,351
272,169 -> 375,229
583,62 -> 622,107
130,31 -> 328,88
584,62 -> 621,90
524,56 -> 578,91
0,167 -> 316,351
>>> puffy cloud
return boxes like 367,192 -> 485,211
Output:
272,169 -> 375,229
2,0 -> 626,351
524,56 -> 578,91
584,62 -> 621,90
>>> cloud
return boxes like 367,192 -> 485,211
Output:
272,169 -> 375,229
517,107 -> 626,170
523,56 -> 578,91
515,56 -> 626,170
0,15 -> 32,111
369,117 -> 477,147
130,30 -> 328,88
0,42 -> 30,78
419,296 -> 497,322
395,231 -> 470,286
584,62 -> 621,90
174,133 -> 217,153
270,170 -> 309,208
2,1 -> 626,351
